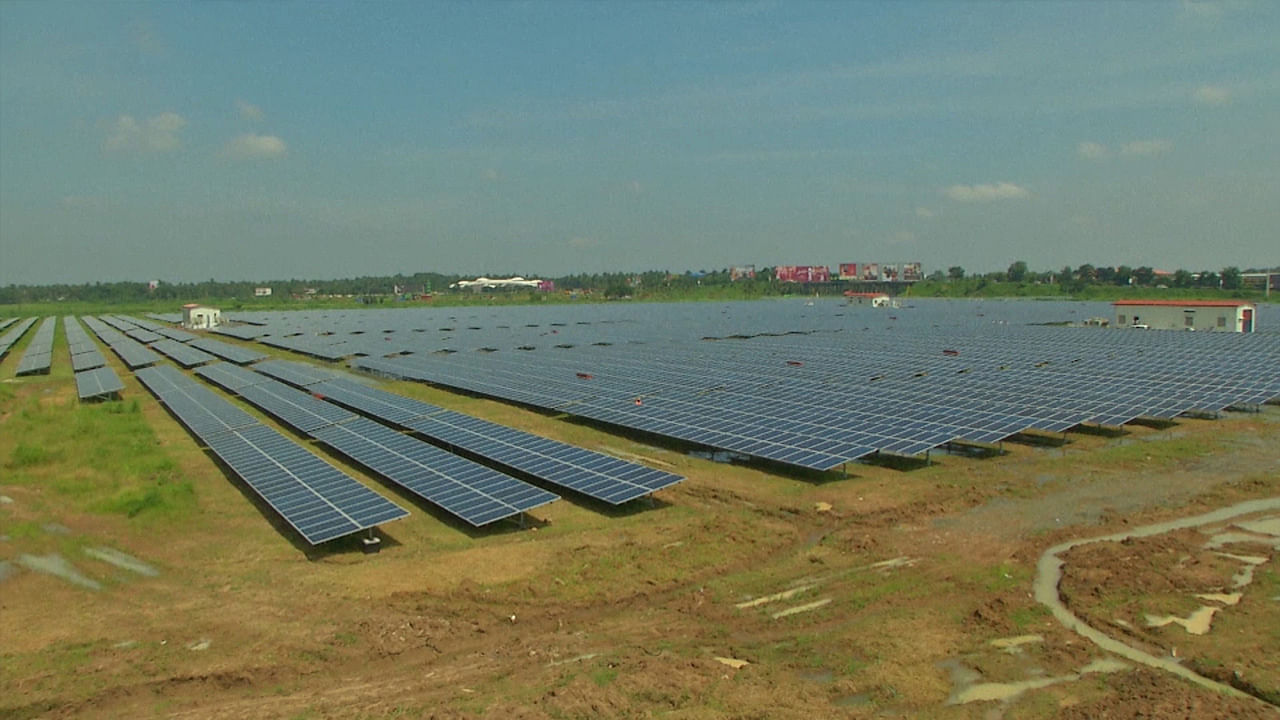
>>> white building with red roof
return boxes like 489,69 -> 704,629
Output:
1113,299 -> 1256,332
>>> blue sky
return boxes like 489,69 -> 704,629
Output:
1,1 -> 1277,285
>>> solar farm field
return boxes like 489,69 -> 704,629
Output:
1,298 -> 1278,719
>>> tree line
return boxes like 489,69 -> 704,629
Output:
1,262 -> 1274,306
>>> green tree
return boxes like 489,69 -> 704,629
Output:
1220,266 -> 1242,290
1132,266 -> 1155,286
1172,269 -> 1194,288
948,266 -> 965,280
1006,260 -> 1028,282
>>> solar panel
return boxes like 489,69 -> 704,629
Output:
155,327 -> 199,343
193,361 -> 273,391
151,339 -> 216,368
403,411 -> 684,503
126,328 -> 163,343
254,359 -> 345,387
313,418 -> 558,526
0,317 -> 37,359
70,349 -> 107,372
135,365 -> 259,439
75,366 -> 124,400
189,337 -> 268,364
14,317 -> 56,376
203,424 -> 408,544
309,378 -> 443,425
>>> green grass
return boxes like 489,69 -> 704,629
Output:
0,391 -> 196,524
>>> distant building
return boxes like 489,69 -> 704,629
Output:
730,265 -> 756,281
450,276 -> 545,291
1113,300 -> 1256,332
182,304 -> 221,330
844,291 -> 891,307
254,287 -> 272,297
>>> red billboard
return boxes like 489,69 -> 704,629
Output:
838,263 -> 859,280
776,265 -> 831,283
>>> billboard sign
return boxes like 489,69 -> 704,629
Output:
882,264 -> 900,282
901,262 -> 922,282
860,263 -> 880,281
838,263 -> 859,280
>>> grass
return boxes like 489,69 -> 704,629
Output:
0,387 -> 196,524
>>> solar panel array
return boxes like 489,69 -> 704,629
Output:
155,326 -> 199,343
259,360 -> 683,504
83,316 -> 162,369
195,362 -> 560,525
15,317 -> 56,376
64,317 -> 105,369
210,299 -> 1272,473
135,364 -> 407,544
75,365 -> 125,400
0,318 -> 37,363
189,337 -> 268,365
151,338 -> 216,368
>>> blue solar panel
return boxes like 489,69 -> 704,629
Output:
204,424 -> 408,544
189,337 -> 268,364
254,359 -> 346,387
151,339 -> 216,368
135,365 -> 259,439
313,418 -> 558,526
193,361 -> 273,391
75,366 -> 124,400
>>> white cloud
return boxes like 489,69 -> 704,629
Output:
1077,141 -> 1110,160
942,182 -> 1029,202
224,133 -> 287,159
915,206 -> 934,218
1192,84 -> 1231,106
1120,139 -> 1173,156
104,112 -> 186,152
236,99 -> 264,121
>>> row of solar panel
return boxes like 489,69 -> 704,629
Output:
15,317 -> 57,376
194,362 -> 561,526
199,360 -> 682,511
0,318 -> 37,362
135,364 -> 408,544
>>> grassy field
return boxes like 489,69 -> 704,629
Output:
1,319 -> 1277,719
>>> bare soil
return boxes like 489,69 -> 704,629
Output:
2,359 -> 1278,719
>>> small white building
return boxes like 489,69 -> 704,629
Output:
1113,300 -> 1257,332
182,304 -> 221,330
254,287 -> 272,297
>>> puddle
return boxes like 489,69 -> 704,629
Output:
942,655 -> 1128,705
84,547 -> 160,577
798,669 -> 833,684
0,495 -> 13,504
736,584 -> 816,609
0,560 -> 16,583
772,598 -> 831,619
42,522 -> 72,535
188,639 -> 212,651
1144,606 -> 1218,635
990,635 -> 1043,653
1234,516 -> 1280,537
1196,592 -> 1242,606
714,656 -> 749,669
18,553 -> 102,590
1204,531 -> 1280,551
868,556 -> 918,571
1034,496 -> 1280,700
